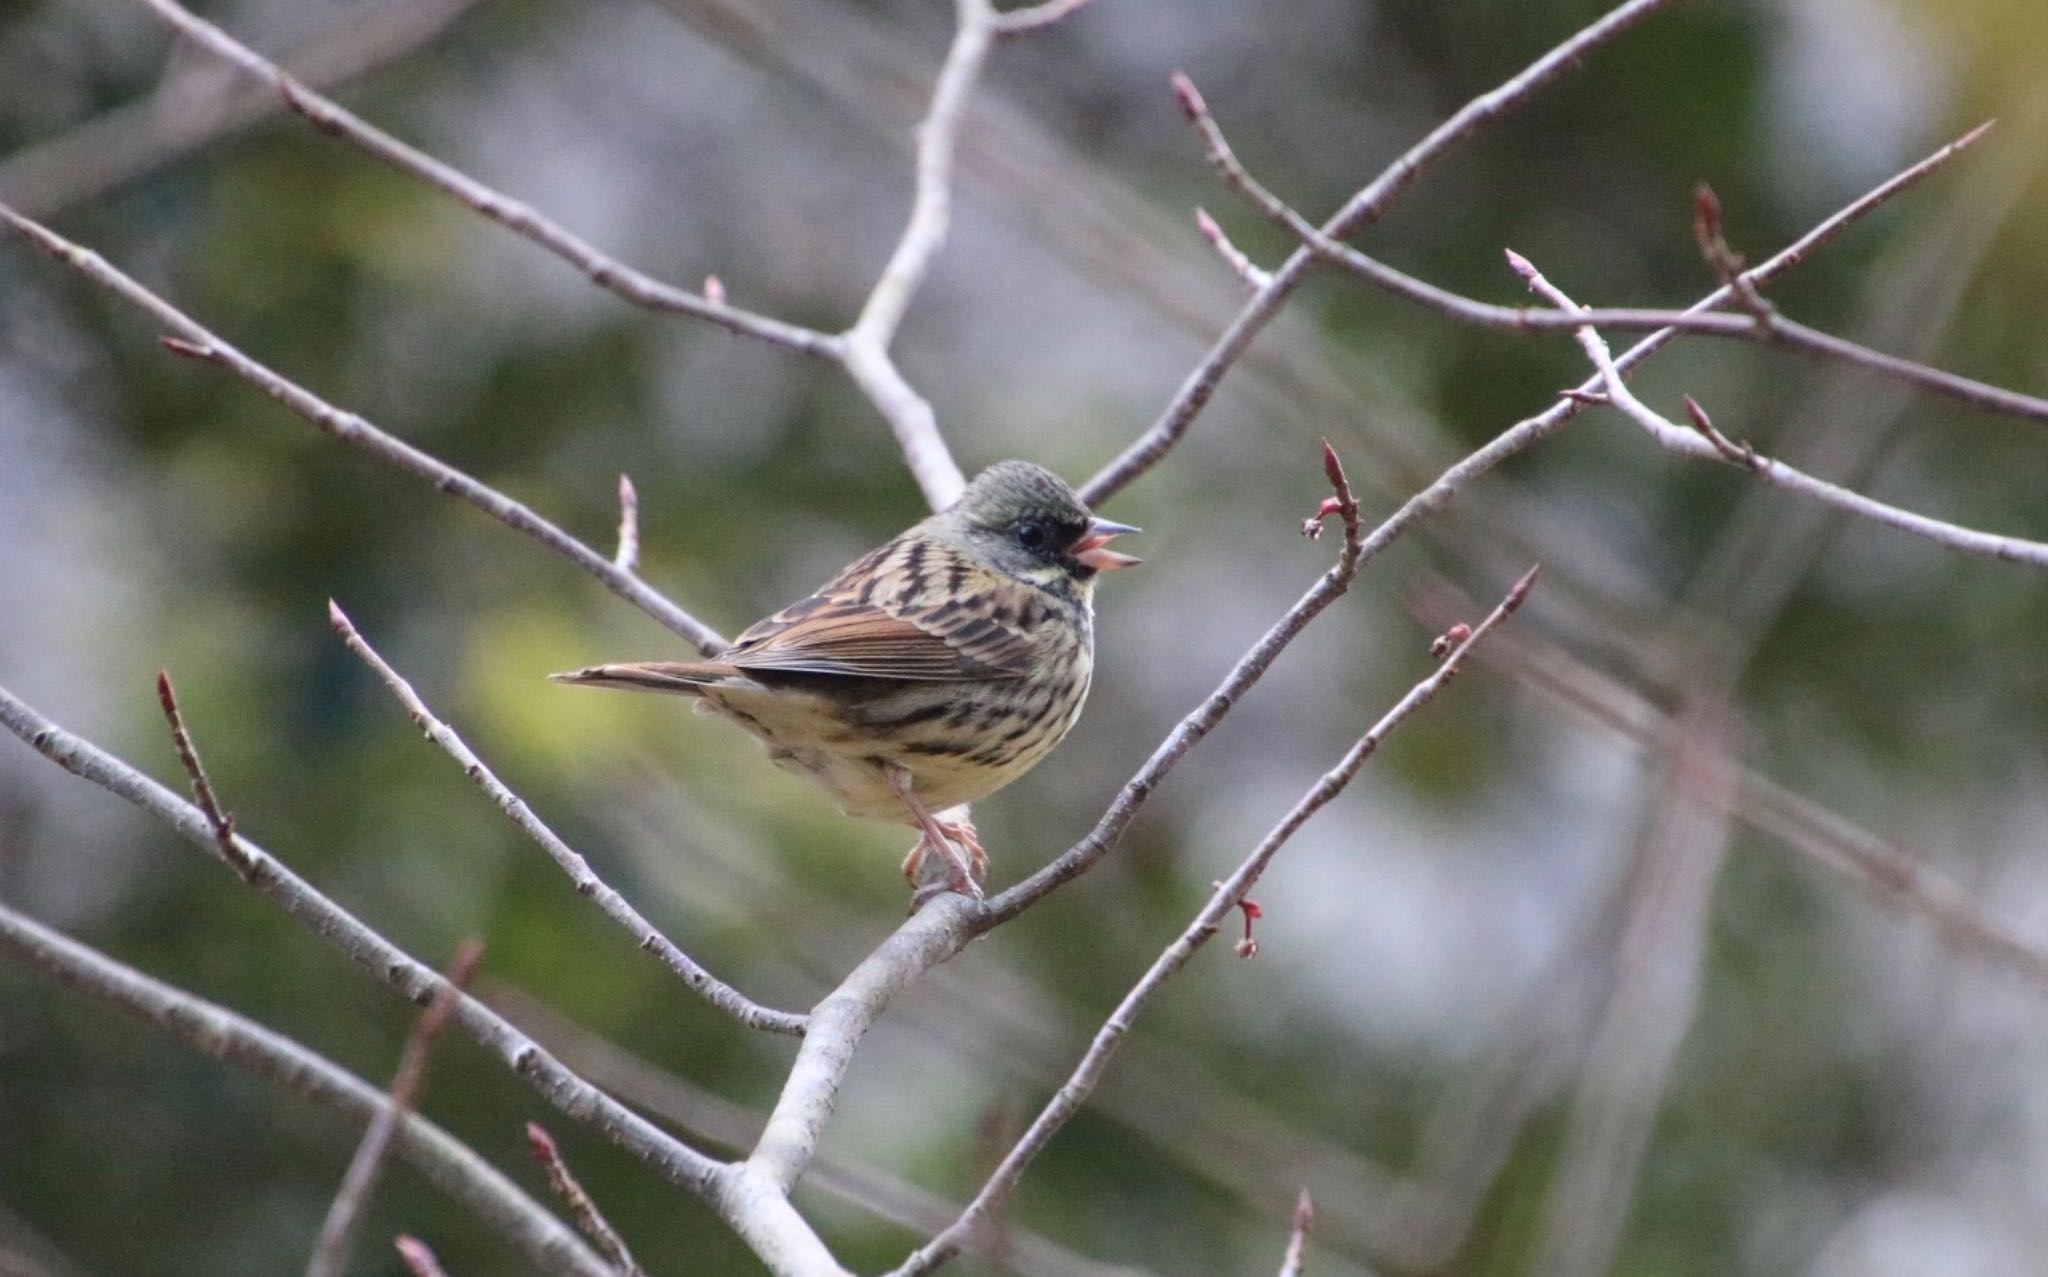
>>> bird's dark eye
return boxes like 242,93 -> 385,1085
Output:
1014,520 -> 1050,551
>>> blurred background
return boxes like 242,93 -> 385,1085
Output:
5,0 -> 2048,1272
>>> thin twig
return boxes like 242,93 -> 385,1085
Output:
394,1236 -> 453,1277
989,440 -> 1362,922
327,602 -> 804,1034
129,0 -> 839,356
894,567 -> 1540,1276
613,474 -> 640,574
307,939 -> 485,1277
1082,0 -> 1686,505
1506,249 -> 2048,569
1171,82 -> 2041,426
153,670 -> 253,879
0,205 -> 727,656
1194,207 -> 1272,291
1277,1190 -> 1313,1277
0,902 -> 610,1277
528,1125 -> 645,1277
0,684 -> 730,1201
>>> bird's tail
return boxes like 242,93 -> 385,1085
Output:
547,661 -> 737,697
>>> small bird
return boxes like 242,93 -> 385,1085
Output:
551,461 -> 1139,902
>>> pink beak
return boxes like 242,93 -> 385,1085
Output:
1071,517 -> 1141,571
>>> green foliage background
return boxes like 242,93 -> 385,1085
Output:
5,0 -> 2048,1273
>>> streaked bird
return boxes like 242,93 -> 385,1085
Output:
553,461 -> 1139,901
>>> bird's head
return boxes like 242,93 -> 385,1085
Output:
932,460 -> 1140,590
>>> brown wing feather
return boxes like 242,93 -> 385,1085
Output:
723,536 -> 1038,682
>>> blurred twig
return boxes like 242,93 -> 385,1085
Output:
0,0 -> 476,217
307,939 -> 484,1277
1275,1191 -> 1313,1277
394,1236 -> 454,1277
1529,698 -> 1736,1277
0,902 -> 610,1277
328,601 -> 805,1034
131,0 -> 837,356
1416,591 -> 2048,990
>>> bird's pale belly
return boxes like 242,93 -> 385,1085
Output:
697,661 -> 1090,825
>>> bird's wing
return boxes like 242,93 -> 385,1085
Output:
723,538 -> 1039,682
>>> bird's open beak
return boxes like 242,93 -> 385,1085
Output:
1071,517 -> 1142,571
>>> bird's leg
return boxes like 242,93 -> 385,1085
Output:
885,764 -> 981,905
933,805 -> 986,882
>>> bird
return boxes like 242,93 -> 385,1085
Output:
551,461 -> 1139,903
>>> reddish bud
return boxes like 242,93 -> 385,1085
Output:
1692,183 -> 1723,248
1503,247 -> 1537,283
525,1121 -> 559,1164
1430,622 -> 1471,658
1301,496 -> 1344,540
1169,70 -> 1206,122
703,274 -> 726,306
1234,895 -> 1262,958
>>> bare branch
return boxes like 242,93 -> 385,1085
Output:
746,895 -> 983,1193
1083,0 -> 1687,505
154,670 -> 252,879
834,0 -> 998,509
849,0 -> 993,353
613,474 -> 640,574
0,684 -> 729,1200
395,1236 -> 453,1277
527,1125 -> 645,1277
327,602 -> 805,1035
989,441 -> 1363,922
1173,87 -> 2041,427
0,902 -> 611,1277
128,0 -> 839,357
1507,249 -> 2048,569
0,206 -> 728,656
895,569 -> 1540,1275
308,939 -> 485,1277
493,987 -> 1146,1277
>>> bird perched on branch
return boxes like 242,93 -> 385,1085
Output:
552,461 -> 1139,904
